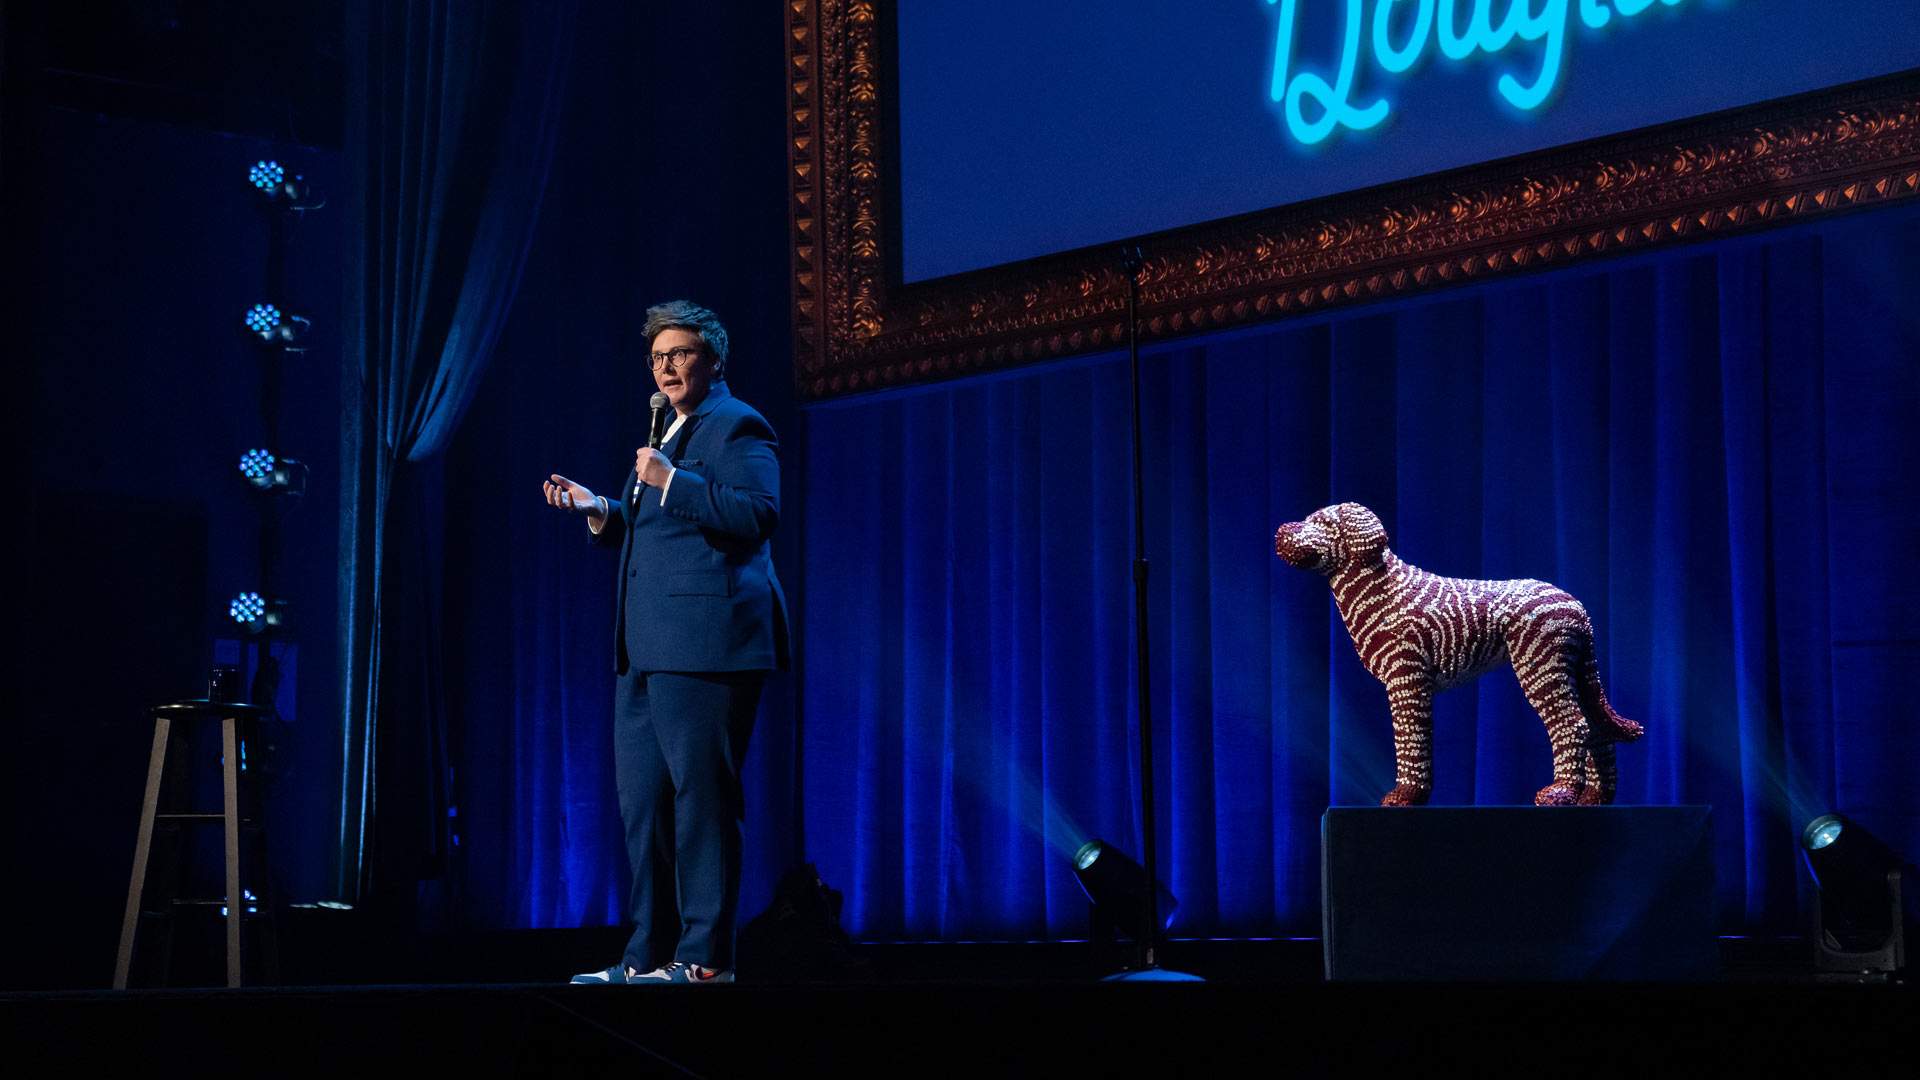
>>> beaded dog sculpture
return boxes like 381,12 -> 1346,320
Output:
1273,502 -> 1643,806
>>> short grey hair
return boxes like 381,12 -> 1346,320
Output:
641,300 -> 729,378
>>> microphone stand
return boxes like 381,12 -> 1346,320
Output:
1113,246 -> 1200,982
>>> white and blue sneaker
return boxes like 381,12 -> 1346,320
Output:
631,961 -> 733,984
568,964 -> 633,985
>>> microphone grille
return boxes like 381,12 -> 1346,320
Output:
649,392 -> 670,408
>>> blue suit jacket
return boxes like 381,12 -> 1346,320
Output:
594,383 -> 790,675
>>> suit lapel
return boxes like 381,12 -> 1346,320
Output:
670,382 -> 729,461
667,416 -> 700,461
635,383 -> 728,523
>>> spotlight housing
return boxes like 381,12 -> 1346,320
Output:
228,592 -> 287,636
1072,839 -> 1178,942
243,303 -> 311,350
236,449 -> 307,495
1800,812 -> 1906,978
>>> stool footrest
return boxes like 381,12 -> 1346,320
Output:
139,903 -> 268,917
154,812 -> 262,826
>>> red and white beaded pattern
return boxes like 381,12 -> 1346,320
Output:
1274,503 -> 1643,806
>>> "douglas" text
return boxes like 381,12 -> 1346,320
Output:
1267,0 -> 1694,146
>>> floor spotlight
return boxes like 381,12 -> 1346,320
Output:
237,449 -> 307,495
1800,813 -> 1906,978
243,303 -> 311,350
1072,839 -> 1178,942
228,592 -> 287,637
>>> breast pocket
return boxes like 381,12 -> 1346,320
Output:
665,571 -> 731,597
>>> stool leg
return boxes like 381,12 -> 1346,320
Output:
240,727 -> 281,985
115,717 -> 172,990
222,716 -> 242,988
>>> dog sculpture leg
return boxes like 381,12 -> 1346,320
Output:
1381,677 -> 1435,806
1518,666 -> 1591,806
1573,638 -> 1638,804
1579,743 -> 1618,805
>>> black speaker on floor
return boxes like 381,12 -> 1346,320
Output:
1322,806 -> 1717,981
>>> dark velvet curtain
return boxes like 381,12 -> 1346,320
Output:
338,0 -> 575,901
433,2 -> 800,932
799,202 -> 1920,940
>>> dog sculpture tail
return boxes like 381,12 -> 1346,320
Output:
1576,641 -> 1643,744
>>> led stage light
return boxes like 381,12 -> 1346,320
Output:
247,159 -> 319,206
1800,812 -> 1907,978
243,303 -> 311,349
228,592 -> 286,636
236,449 -> 305,494
1072,838 -> 1178,942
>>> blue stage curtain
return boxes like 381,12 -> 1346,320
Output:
338,0 -> 575,901
799,202 -> 1920,939
417,3 -> 800,935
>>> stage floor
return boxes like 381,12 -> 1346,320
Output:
5,937 -> 1908,1075
7,976 -> 1911,1076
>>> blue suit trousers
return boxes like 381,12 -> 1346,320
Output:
613,669 -> 763,972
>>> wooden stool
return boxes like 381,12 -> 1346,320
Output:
114,701 -> 278,988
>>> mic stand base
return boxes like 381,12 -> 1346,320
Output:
1101,966 -> 1204,983
1097,939 -> 1204,982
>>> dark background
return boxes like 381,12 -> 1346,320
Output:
3,0 -> 348,988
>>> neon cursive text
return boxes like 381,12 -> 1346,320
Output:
1267,0 -> 1692,146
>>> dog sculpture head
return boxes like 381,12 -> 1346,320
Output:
1273,502 -> 1390,574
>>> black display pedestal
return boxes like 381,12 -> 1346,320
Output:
1322,806 -> 1717,981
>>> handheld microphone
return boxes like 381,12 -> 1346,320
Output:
634,392 -> 671,503
648,392 -> 671,450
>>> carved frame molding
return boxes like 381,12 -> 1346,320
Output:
786,1 -> 1920,401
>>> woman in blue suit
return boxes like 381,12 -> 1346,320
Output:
543,300 -> 789,984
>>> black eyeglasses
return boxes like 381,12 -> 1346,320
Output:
648,345 -> 703,372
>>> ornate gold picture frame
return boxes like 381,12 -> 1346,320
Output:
786,1 -> 1920,400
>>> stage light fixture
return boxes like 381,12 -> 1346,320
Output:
1072,838 -> 1178,943
236,449 -> 307,495
244,303 -> 281,334
1800,812 -> 1906,978
1806,816 -> 1844,852
229,591 -> 266,623
247,159 -> 320,207
228,592 -> 286,636
248,160 -> 284,193
243,303 -> 311,349
239,448 -> 275,484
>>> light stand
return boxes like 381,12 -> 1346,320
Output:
1108,246 -> 1200,983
